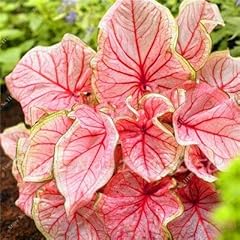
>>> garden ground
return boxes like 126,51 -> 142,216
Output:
1,87 -> 44,240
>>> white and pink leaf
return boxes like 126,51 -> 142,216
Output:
99,170 -> 183,239
116,94 -> 182,182
33,181 -> 108,240
0,123 -> 29,160
177,0 -> 224,70
93,0 -> 194,114
6,34 -> 95,125
185,145 -> 218,182
173,83 -> 240,170
198,51 -> 240,103
168,175 -> 220,240
22,111 -> 73,182
54,105 -> 118,217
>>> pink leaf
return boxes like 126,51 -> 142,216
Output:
13,137 -> 45,217
116,94 -> 182,182
6,34 -> 95,125
173,83 -> 240,170
139,93 -> 174,119
92,0 -> 194,114
0,123 -> 29,159
177,0 -> 224,70
16,181 -> 45,218
198,51 -> 240,103
54,105 -> 118,217
99,170 -> 183,239
33,181 -> 108,240
185,145 -> 218,182
168,175 -> 220,240
13,137 -> 30,182
162,81 -> 197,110
22,111 -> 73,182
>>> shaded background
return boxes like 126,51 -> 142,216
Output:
1,91 -> 44,239
0,0 -> 240,239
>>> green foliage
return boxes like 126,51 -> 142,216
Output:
211,0 -> 240,56
158,0 -> 180,15
214,157 -> 240,240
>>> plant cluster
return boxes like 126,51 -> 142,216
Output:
1,0 -> 240,239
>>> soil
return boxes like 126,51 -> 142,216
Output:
1,88 -> 44,240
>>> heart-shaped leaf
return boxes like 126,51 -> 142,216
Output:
54,105 -> 118,217
33,181 -> 108,240
116,94 -> 182,182
22,111 -> 73,182
173,83 -> 240,170
93,0 -> 194,114
198,51 -> 240,103
168,175 -> 220,240
177,0 -> 224,70
6,34 -> 95,125
14,137 -> 45,217
99,170 -> 183,239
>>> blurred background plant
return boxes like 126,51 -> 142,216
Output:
0,0 -> 239,84
213,157 -> 240,240
211,0 -> 240,55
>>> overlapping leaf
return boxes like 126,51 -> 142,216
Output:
33,181 -> 108,240
93,0 -> 194,114
14,137 -> 45,217
22,111 -> 73,182
162,81 -> 197,110
6,34 -> 95,125
138,93 -> 174,119
185,145 -> 217,182
177,0 -> 224,70
2,131 -> 36,215
16,181 -> 45,218
0,123 -> 29,159
116,94 -> 182,182
13,137 -> 29,182
168,176 -> 220,240
54,104 -> 118,217
198,51 -> 240,103
173,83 -> 240,170
99,170 -> 183,239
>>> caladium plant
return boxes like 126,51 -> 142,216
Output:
1,0 -> 240,239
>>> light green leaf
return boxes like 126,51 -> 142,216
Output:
0,47 -> 21,64
19,39 -> 35,52
29,16 -> 43,32
0,29 -> 24,40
